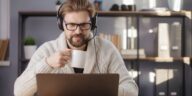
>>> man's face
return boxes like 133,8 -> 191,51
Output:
63,11 -> 91,47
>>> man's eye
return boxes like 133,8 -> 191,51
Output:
68,23 -> 76,27
81,23 -> 90,27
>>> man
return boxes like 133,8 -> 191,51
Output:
14,0 -> 138,96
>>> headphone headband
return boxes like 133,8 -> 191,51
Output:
57,3 -> 97,31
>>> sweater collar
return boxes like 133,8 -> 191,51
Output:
57,32 -> 67,50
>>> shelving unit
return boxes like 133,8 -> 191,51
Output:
18,11 -> 192,96
18,10 -> 191,57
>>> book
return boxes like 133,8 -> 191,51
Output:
0,40 -> 3,60
155,69 -> 168,96
0,40 -> 9,60
170,22 -> 181,58
158,23 -> 171,58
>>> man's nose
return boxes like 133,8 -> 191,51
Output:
74,26 -> 81,34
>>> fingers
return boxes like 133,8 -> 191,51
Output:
46,48 -> 72,68
59,49 -> 72,63
55,54 -> 71,67
60,49 -> 72,56
60,55 -> 71,64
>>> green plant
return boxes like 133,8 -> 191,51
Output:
24,36 -> 36,45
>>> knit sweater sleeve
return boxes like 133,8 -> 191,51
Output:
14,42 -> 55,96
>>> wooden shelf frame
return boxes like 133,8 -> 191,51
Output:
19,10 -> 191,17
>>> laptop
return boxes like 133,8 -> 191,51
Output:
36,74 -> 119,96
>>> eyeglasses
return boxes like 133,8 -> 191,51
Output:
64,22 -> 92,31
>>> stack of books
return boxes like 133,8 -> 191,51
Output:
99,33 -> 121,50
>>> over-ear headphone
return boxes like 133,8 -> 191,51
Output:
57,3 -> 97,31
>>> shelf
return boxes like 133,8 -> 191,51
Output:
20,57 -> 192,65
0,61 -> 10,66
18,11 -> 191,18
19,11 -> 56,17
97,11 -> 190,17
123,56 -> 192,63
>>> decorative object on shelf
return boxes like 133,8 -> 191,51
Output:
170,22 -> 181,58
122,0 -> 136,11
127,5 -> 136,11
121,4 -> 128,11
168,0 -> 183,11
158,23 -> 170,58
24,36 -> 37,59
99,33 -> 121,50
140,0 -> 168,12
94,0 -> 102,11
122,26 -> 146,58
55,0 -> 62,11
128,26 -> 137,50
148,0 -> 156,9
122,29 -> 128,50
110,4 -> 119,11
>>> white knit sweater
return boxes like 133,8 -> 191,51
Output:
14,33 -> 138,96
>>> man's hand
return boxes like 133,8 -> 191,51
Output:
46,49 -> 72,68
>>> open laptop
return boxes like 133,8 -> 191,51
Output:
36,74 -> 119,96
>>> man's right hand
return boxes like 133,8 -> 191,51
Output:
46,49 -> 72,68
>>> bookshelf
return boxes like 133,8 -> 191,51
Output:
19,10 -> 191,57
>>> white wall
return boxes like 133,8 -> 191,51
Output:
0,0 -> 10,39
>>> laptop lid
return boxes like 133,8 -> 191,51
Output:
36,74 -> 119,96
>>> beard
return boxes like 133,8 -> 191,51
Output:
68,34 -> 89,47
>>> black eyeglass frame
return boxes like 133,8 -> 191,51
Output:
64,21 -> 92,31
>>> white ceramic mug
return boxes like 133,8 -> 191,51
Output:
71,50 -> 86,68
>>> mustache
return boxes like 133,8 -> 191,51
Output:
72,34 -> 84,38
68,33 -> 89,47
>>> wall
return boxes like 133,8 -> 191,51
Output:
0,0 -> 1,36
1,0 -> 57,95
0,0 -> 191,96
0,0 -> 10,39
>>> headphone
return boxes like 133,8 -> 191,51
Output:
57,3 -> 97,31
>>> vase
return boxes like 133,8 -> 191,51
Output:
168,0 -> 183,11
24,45 -> 37,59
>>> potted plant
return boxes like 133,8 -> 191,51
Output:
56,0 -> 62,11
24,36 -> 37,59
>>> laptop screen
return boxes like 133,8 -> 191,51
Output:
36,74 -> 119,96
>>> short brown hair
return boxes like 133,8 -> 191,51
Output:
58,0 -> 96,18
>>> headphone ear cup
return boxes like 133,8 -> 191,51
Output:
91,15 -> 97,30
57,17 -> 64,31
